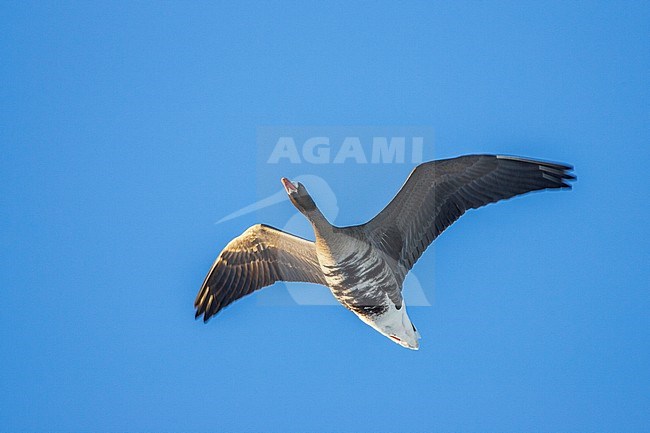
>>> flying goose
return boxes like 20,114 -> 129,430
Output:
195,154 -> 575,349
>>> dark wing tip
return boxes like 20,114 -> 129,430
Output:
194,296 -> 218,323
496,154 -> 576,188
194,282 -> 220,323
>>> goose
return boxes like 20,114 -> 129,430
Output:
195,154 -> 575,349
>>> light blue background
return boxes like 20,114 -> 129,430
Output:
1,2 -> 648,432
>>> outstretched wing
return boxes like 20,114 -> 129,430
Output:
364,154 -> 575,277
195,224 -> 326,321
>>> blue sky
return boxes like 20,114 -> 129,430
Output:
1,1 -> 649,432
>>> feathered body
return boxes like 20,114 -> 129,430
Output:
313,226 -> 419,348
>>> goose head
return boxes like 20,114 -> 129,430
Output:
281,177 -> 318,215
